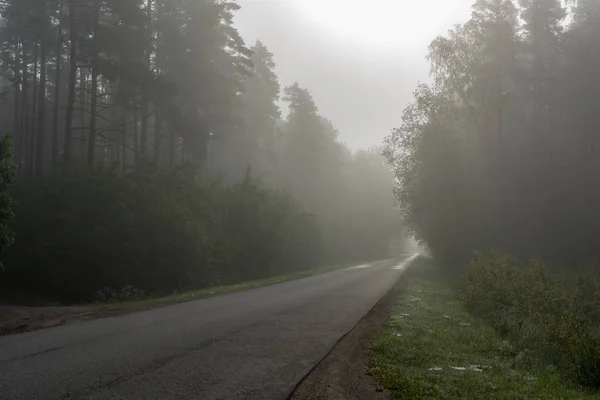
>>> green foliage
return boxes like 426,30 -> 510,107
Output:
461,252 -> 600,388
0,0 -> 406,305
370,258 -> 598,399
383,0 -> 600,390
3,167 -> 319,303
216,168 -> 321,283
276,83 -> 403,264
383,0 -> 600,268
96,285 -> 146,303
0,0 -> 253,170
213,40 -> 281,182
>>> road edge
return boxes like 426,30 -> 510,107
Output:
287,254 -> 420,400
1,261 -> 378,337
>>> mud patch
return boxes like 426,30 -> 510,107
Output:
0,300 -> 201,337
0,305 -> 139,336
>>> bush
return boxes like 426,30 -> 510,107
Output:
213,170 -> 321,284
2,165 -> 321,303
96,285 -> 146,303
461,252 -> 600,389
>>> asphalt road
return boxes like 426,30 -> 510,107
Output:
0,255 -> 417,400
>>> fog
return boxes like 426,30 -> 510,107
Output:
1,0 -> 423,305
234,0 -> 472,149
2,0 -> 597,305
4,0 -> 600,398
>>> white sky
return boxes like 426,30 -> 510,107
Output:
235,0 -> 473,149
296,0 -> 474,48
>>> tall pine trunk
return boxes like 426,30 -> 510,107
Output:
13,41 -> 21,167
169,129 -> 176,165
36,40 -> 47,176
20,42 -> 29,174
78,67 -> 87,162
52,0 -> 64,173
30,43 -> 39,175
121,104 -> 127,172
140,94 -> 149,158
154,107 -> 161,164
63,0 -> 78,173
153,30 -> 162,166
87,1 -> 99,168
139,0 -> 153,160
87,67 -> 98,167
133,105 -> 139,165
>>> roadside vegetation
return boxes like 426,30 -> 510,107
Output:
0,261 -> 351,336
370,258 -> 598,399
462,253 -> 600,389
380,0 -> 600,398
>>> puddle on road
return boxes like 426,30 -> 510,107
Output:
391,254 -> 420,270
346,263 -> 374,270
346,254 -> 419,271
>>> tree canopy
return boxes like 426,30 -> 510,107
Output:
384,0 -> 600,266
0,0 -> 405,302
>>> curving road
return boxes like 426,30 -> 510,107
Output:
0,255 -> 417,400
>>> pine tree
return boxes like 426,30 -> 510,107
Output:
520,0 -> 566,126
221,40 -> 281,181
468,0 -> 521,143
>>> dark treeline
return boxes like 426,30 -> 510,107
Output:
0,0 -> 402,302
385,0 -> 600,268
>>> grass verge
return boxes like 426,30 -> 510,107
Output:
369,257 -> 597,399
0,261 -> 360,336
98,262 -> 355,306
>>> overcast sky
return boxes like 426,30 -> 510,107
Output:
234,0 -> 473,149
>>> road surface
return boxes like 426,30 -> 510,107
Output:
0,255 -> 417,400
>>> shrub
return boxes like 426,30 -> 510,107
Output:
2,165 -> 321,303
461,252 -> 600,388
96,285 -> 146,303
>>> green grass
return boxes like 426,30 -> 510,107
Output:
90,262 -> 355,307
3,261 -> 368,309
369,257 -> 599,399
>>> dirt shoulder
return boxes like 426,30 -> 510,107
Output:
0,262 -> 366,337
0,301 -> 182,336
288,258 -> 415,400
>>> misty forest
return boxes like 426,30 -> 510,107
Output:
383,0 -> 600,391
3,0 -> 600,396
0,0 -> 402,303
